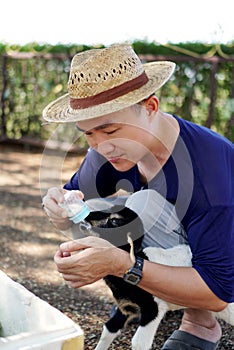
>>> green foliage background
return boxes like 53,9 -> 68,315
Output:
0,41 -> 234,144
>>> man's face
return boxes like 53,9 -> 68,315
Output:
76,105 -> 154,172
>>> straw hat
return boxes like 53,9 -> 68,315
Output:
42,44 -> 176,123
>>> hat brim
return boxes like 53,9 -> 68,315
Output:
42,61 -> 175,123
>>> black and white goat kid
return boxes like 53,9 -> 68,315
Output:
77,206 -> 234,350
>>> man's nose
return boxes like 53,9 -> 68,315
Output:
96,140 -> 115,155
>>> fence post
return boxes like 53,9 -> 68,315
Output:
205,57 -> 218,129
0,54 -> 7,138
225,63 -> 234,139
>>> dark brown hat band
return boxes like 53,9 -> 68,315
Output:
70,71 -> 149,109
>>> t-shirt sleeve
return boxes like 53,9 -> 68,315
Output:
63,171 -> 80,190
188,206 -> 234,303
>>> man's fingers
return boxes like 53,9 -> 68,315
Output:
47,187 -> 65,202
59,237 -> 114,253
59,240 -> 87,253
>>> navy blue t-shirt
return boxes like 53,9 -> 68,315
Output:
64,115 -> 234,303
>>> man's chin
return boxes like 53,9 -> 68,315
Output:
110,160 -> 136,172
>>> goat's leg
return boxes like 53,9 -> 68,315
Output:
95,307 -> 127,350
131,300 -> 169,350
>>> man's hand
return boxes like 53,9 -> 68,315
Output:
42,187 -> 84,230
54,236 -> 131,288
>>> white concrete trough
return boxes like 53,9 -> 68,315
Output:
0,270 -> 84,349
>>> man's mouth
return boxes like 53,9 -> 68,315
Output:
107,156 -> 122,163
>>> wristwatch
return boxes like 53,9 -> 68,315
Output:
123,256 -> 144,285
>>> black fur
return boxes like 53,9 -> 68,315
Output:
86,206 -> 159,333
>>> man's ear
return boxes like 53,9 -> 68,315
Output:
143,95 -> 159,114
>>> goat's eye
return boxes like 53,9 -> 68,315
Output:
106,218 -> 119,227
111,218 -> 127,227
112,219 -> 119,226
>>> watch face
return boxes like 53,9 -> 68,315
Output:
123,257 -> 144,285
124,273 -> 141,285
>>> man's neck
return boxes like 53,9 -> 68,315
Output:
137,112 -> 180,183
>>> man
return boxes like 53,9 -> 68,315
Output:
42,44 -> 234,349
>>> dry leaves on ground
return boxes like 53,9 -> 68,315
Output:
0,144 -> 233,349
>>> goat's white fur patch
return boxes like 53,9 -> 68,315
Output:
95,244 -> 234,350
144,245 -> 234,326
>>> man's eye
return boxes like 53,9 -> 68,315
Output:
105,129 -> 118,135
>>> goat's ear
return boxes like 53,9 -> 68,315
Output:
86,205 -> 138,224
117,207 -> 139,222
86,210 -> 111,222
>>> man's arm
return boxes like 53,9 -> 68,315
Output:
55,237 -> 227,312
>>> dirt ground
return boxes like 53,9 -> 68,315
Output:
0,143 -> 233,349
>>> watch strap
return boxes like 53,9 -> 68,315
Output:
123,256 -> 144,285
134,256 -> 144,272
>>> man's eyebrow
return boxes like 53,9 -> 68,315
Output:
76,123 -> 116,133
76,125 -> 85,132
